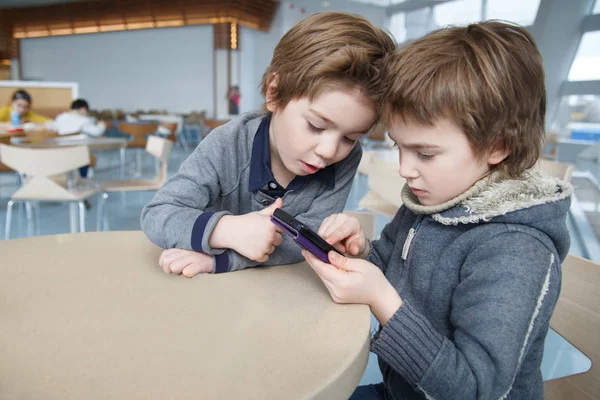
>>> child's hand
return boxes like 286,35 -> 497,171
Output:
318,213 -> 368,258
302,249 -> 402,326
159,249 -> 214,277
210,198 -> 283,262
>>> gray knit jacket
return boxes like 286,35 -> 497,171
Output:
141,112 -> 361,272
367,170 -> 571,400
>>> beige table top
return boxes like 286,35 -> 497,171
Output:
0,231 -> 370,400
12,136 -> 128,151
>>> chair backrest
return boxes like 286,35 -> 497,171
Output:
119,122 -> 159,148
544,254 -> 600,399
344,211 -> 376,240
146,136 -> 173,183
0,144 -> 90,200
161,121 -> 178,142
538,159 -> 574,182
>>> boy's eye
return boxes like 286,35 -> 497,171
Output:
343,137 -> 358,144
418,153 -> 434,160
307,121 -> 324,133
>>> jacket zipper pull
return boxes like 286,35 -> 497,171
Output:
402,228 -> 416,260
402,216 -> 423,261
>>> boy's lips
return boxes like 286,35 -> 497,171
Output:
301,161 -> 323,174
410,187 -> 427,196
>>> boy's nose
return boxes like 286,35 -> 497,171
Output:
315,139 -> 338,161
399,157 -> 418,179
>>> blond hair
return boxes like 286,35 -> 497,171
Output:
261,12 -> 395,116
383,20 -> 546,178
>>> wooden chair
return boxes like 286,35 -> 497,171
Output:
95,136 -> 173,231
118,122 -> 159,175
538,159 -> 574,182
160,121 -> 178,143
118,122 -> 159,149
202,119 -> 229,138
0,144 -> 99,239
544,254 -> 600,399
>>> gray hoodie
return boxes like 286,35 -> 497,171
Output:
367,170 -> 571,400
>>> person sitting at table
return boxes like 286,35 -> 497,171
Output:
53,99 -> 106,137
0,89 -> 51,130
141,12 -> 395,277
52,99 -> 106,183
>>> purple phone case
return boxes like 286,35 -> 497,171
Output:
271,215 -> 331,263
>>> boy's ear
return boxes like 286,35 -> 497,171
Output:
487,141 -> 510,166
265,73 -> 279,113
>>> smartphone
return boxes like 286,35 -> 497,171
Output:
271,208 -> 342,263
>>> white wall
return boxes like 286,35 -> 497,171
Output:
239,6 -> 284,114
20,25 -> 213,114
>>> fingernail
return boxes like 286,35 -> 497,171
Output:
330,251 -> 339,262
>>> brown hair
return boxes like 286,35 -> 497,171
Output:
382,20 -> 546,178
261,12 -> 395,118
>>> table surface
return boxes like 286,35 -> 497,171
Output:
12,136 -> 128,151
0,231 -> 370,400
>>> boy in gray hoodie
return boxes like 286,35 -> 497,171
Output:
303,21 -> 571,399
141,12 -> 395,277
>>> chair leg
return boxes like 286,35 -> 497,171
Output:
34,202 -> 41,236
5,199 -> 15,240
135,149 -> 142,177
25,201 -> 34,237
78,201 -> 86,233
97,192 -> 108,232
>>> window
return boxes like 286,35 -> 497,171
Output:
569,31 -> 600,81
390,12 -> 407,43
485,0 -> 541,26
594,0 -> 600,14
552,96 -> 600,140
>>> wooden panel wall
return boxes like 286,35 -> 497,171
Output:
0,0 -> 278,39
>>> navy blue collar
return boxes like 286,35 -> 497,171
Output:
248,115 -> 336,192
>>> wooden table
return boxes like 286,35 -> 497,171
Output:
0,231 -> 371,400
544,254 -> 600,399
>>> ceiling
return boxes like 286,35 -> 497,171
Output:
0,0 -> 86,8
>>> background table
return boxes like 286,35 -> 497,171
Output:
0,231 -> 371,400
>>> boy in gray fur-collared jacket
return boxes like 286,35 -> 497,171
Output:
303,21 -> 571,400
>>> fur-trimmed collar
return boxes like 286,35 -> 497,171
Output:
402,169 -> 573,225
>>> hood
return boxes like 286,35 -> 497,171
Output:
402,169 -> 573,259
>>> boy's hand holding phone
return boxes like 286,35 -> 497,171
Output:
210,198 -> 283,262
318,213 -> 369,258
302,249 -> 402,327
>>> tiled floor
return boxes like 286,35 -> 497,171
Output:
0,142 -> 594,388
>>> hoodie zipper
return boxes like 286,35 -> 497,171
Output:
402,216 -> 423,261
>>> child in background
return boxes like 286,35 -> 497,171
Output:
304,21 -> 571,400
141,12 -> 395,277
0,89 -> 51,130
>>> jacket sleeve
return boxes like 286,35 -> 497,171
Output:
371,231 -> 561,399
140,131 -> 231,254
224,144 -> 363,272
